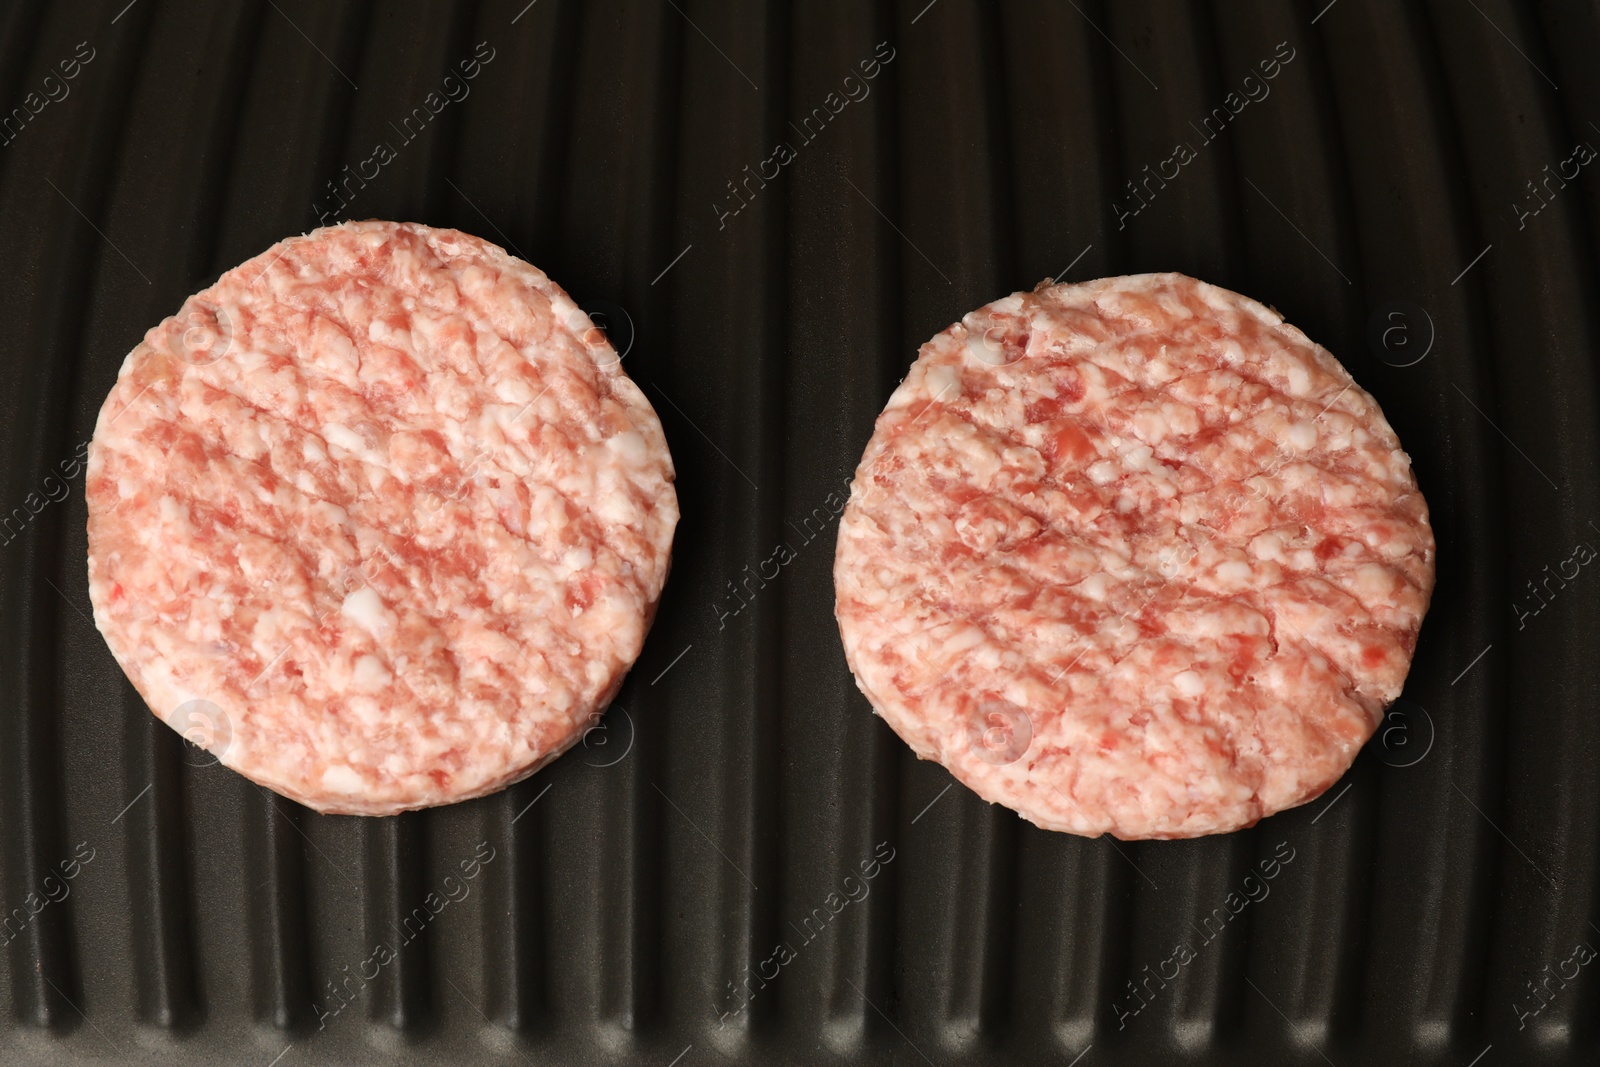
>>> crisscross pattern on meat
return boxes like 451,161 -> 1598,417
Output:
834,274 -> 1433,839
88,221 -> 677,815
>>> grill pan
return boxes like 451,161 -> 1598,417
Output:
0,1 -> 1594,1063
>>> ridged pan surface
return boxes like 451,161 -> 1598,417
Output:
0,1 -> 1592,1064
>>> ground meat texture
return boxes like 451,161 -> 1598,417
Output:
87,220 -> 678,815
833,273 -> 1434,840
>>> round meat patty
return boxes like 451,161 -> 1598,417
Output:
87,220 -> 677,815
834,273 -> 1434,840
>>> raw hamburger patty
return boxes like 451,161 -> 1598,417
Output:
87,220 -> 677,815
834,273 -> 1434,839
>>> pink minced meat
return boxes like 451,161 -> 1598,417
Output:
87,220 -> 677,815
834,273 -> 1434,840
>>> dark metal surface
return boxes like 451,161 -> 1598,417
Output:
0,0 -> 1594,1063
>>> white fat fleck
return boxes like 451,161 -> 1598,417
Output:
923,362 -> 961,402
1078,366 -> 1112,403
353,654 -> 392,689
1173,671 -> 1205,697
964,328 -> 1007,366
940,625 -> 986,659
1287,421 -> 1318,450
607,430 -> 648,467
1078,572 -> 1109,601
1165,403 -> 1201,435
323,423 -> 366,453
593,483 -> 635,526
367,315 -> 412,353
1249,533 -> 1284,561
1320,477 -> 1361,507
1158,291 -> 1195,318
1215,560 -> 1253,584
341,586 -> 394,638
547,292 -> 583,334
1201,286 -> 1238,317
1353,562 -> 1396,597
1134,407 -> 1170,444
1285,362 -> 1313,397
320,764 -> 365,794
158,496 -> 194,537
1087,459 -> 1120,485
